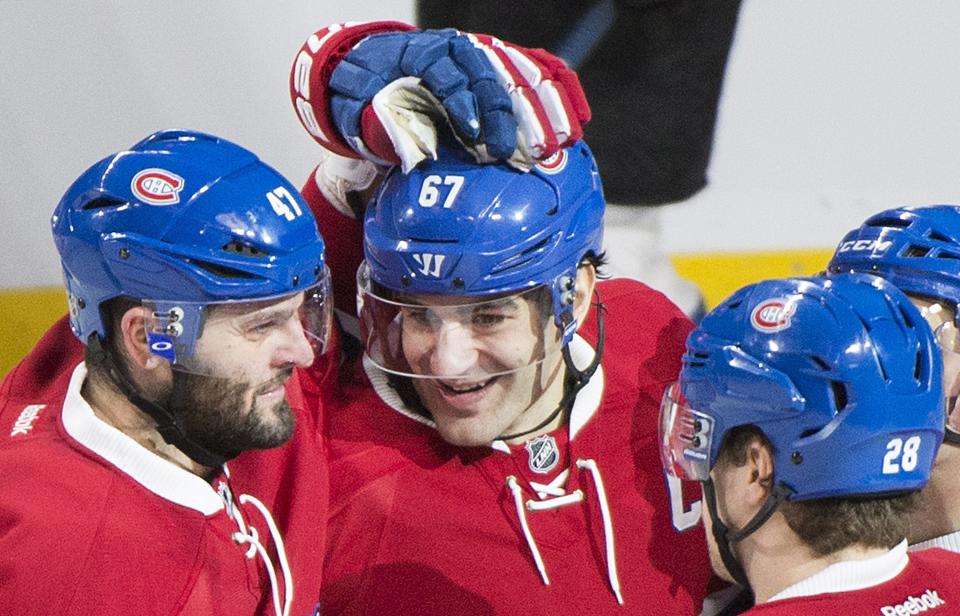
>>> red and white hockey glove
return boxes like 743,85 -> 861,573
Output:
289,21 -> 591,172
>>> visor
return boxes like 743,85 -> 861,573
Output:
659,382 -> 716,482
143,269 -> 333,375
356,262 -> 562,379
917,300 -> 960,437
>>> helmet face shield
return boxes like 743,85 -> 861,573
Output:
659,382 -> 716,482
144,269 -> 333,375
357,262 -> 563,380
915,299 -> 960,437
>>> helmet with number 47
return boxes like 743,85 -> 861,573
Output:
52,129 -> 333,373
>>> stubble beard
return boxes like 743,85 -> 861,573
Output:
167,369 -> 296,459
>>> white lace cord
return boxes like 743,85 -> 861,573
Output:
576,459 -> 623,605
233,494 -> 294,616
506,475 -> 550,585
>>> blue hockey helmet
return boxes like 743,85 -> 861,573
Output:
827,205 -> 960,309
51,129 -> 332,368
357,141 -> 604,379
660,273 -> 943,501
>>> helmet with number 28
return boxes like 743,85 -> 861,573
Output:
660,273 -> 944,502
51,129 -> 333,372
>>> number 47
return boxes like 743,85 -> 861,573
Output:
418,174 -> 465,208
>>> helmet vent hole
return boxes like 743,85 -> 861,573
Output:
904,245 -> 930,258
189,258 -> 256,279
867,217 -> 910,229
936,251 -> 960,260
491,235 -> 555,274
81,197 -> 126,210
830,381 -> 848,413
927,230 -> 951,243
222,240 -> 267,258
808,356 -> 830,371
546,206 -> 558,216
915,350 -> 923,381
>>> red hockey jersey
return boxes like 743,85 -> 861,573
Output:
0,317 -> 328,616
746,544 -> 960,615
313,277 -> 711,614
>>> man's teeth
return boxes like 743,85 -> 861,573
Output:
442,380 -> 490,393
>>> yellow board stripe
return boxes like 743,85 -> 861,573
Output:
0,248 -> 836,379
672,249 -> 835,312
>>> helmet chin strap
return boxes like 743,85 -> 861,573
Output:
88,335 -> 231,469
701,477 -> 794,590
498,294 -> 605,442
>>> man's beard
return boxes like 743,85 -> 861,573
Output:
166,369 -> 296,460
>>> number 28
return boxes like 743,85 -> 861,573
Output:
882,435 -> 922,474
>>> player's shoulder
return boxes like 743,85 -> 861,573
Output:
908,546 -> 960,571
0,315 -> 80,411
586,278 -> 694,386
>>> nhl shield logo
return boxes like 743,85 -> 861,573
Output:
525,435 -> 560,474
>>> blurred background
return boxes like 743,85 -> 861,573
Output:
2,1 -> 959,376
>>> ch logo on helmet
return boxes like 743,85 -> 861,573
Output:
750,298 -> 797,333
536,149 -> 568,175
412,253 -> 445,277
526,435 -> 560,474
132,169 -> 185,206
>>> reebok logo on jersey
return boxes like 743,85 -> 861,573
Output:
880,589 -> 946,615
10,405 -> 46,436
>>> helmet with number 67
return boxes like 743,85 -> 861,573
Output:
660,273 -> 944,501
51,129 -> 333,371
358,141 -> 604,378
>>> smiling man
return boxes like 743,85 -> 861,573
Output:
0,130 -> 333,616
304,142 -> 712,614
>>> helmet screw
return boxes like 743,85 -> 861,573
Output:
292,275 -> 300,286
452,277 -> 465,289
119,248 -> 130,260
314,265 -> 321,276
401,275 -> 411,287
791,451 -> 803,464
691,436 -> 701,448
77,298 -> 86,309
693,420 -> 702,432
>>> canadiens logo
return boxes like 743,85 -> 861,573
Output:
131,168 -> 185,205
525,434 -> 560,474
750,298 -> 797,333
536,149 -> 568,175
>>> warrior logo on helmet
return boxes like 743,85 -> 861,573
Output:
132,168 -> 185,206
750,298 -> 797,333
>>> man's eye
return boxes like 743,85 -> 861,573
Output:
405,309 -> 432,326
473,313 -> 506,328
248,319 -> 279,334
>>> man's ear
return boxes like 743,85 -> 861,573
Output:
118,306 -> 162,370
744,436 -> 776,503
572,264 -> 598,330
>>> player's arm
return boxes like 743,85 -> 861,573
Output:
289,21 -> 591,172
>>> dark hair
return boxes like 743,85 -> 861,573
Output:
83,296 -> 139,378
717,425 -> 917,556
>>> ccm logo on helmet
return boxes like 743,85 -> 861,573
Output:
536,149 -> 568,175
750,298 -> 797,333
132,168 -> 185,206
836,238 -> 894,254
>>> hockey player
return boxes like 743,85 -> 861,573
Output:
660,274 -> 960,612
289,23 -> 714,613
827,205 -> 960,553
0,130 -> 334,616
